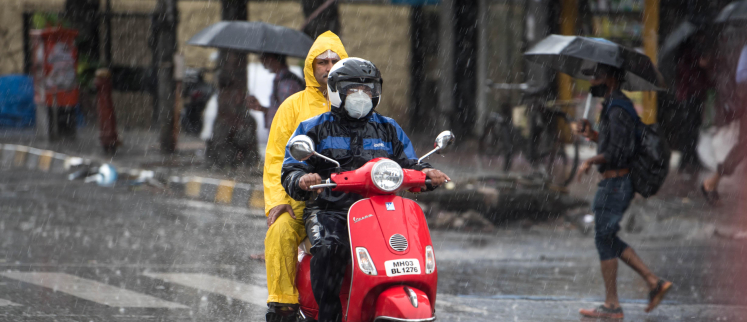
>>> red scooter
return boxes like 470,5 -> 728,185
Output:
287,131 -> 455,322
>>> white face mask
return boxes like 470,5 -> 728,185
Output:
344,91 -> 373,119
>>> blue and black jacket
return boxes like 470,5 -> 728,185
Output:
281,111 -> 432,211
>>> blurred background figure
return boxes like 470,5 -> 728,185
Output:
246,53 -> 304,131
180,68 -> 214,135
663,31 -> 714,174
702,32 -> 747,205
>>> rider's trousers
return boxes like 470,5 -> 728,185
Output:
305,210 -> 350,322
265,212 -> 307,304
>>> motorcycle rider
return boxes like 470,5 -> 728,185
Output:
281,58 -> 450,322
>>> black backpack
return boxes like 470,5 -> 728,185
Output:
608,99 -> 671,198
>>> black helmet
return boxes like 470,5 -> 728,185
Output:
327,57 -> 383,119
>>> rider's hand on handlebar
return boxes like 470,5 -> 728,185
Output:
299,173 -> 324,194
422,168 -> 450,188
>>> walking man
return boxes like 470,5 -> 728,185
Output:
262,31 -> 347,321
246,53 -> 304,129
575,63 -> 672,319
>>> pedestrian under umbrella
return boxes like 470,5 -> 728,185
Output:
524,35 -> 665,91
526,35 -> 672,319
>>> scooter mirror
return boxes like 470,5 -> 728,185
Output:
418,130 -> 456,164
289,135 -> 315,161
434,130 -> 456,151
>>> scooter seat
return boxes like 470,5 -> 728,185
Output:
298,237 -> 313,255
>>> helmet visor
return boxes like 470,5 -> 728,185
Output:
339,81 -> 381,98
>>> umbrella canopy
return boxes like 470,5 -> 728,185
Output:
524,35 -> 666,91
659,21 -> 698,62
188,21 -> 313,58
715,0 -> 747,23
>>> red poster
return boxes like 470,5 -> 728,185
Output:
30,27 -> 79,107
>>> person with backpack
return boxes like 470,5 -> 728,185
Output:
574,63 -> 672,319
246,52 -> 306,129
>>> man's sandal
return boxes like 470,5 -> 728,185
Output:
579,305 -> 624,319
700,183 -> 720,206
645,279 -> 673,313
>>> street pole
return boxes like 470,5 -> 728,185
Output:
642,0 -> 659,125
438,0 -> 454,133
558,0 -> 578,104
475,0 -> 487,138
154,0 -> 178,154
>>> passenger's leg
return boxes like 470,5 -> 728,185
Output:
265,212 -> 306,321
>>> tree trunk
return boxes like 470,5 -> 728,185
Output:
59,0 -> 100,139
153,0 -> 178,153
63,0 -> 100,62
301,0 -> 341,39
451,0 -> 478,139
206,0 -> 258,169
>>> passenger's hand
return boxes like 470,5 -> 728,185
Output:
299,173 -> 323,193
246,95 -> 264,112
267,204 -> 296,227
422,168 -> 450,187
577,160 -> 593,182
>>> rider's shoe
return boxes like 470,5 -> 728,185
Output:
266,302 -> 299,322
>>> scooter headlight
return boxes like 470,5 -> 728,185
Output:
371,159 -> 403,192
356,247 -> 378,275
425,245 -> 436,274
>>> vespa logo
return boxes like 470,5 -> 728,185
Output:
386,202 -> 395,211
353,214 -> 373,223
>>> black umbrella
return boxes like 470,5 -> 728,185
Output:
524,35 -> 666,91
715,0 -> 747,23
187,21 -> 313,58
659,21 -> 698,62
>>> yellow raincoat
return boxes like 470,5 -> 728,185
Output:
263,31 -> 348,304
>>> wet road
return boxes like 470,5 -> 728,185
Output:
1,168 -> 746,321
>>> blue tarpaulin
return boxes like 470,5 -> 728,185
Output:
0,75 -> 35,127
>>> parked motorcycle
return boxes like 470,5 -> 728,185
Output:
287,131 -> 455,322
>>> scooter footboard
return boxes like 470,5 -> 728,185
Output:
373,286 -> 435,321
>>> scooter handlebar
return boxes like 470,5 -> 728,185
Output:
309,183 -> 338,189
424,178 -> 434,191
309,178 -> 337,190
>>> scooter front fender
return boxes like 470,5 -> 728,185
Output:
373,286 -> 435,321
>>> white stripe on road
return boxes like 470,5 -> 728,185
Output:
0,272 -> 187,309
164,199 -> 265,217
142,273 -> 267,307
0,298 -> 21,306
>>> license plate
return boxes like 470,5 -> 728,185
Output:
384,259 -> 421,277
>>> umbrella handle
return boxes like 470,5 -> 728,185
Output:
581,93 -> 593,132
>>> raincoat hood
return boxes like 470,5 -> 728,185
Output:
303,31 -> 348,88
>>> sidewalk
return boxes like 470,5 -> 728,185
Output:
0,126 -> 267,208
1,125 -> 743,233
